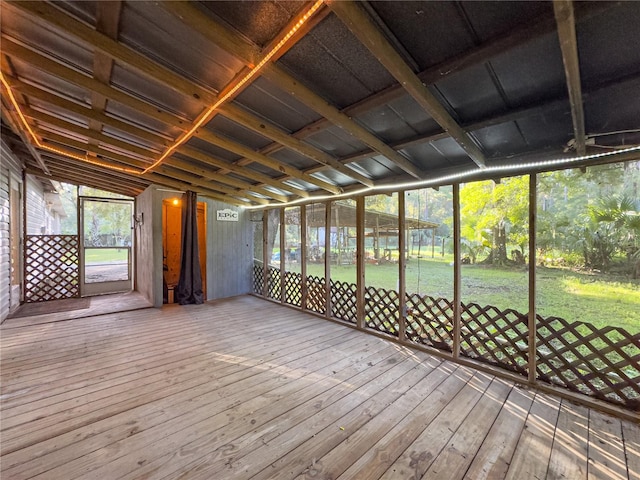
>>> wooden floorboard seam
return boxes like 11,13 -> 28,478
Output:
1,296 -> 635,480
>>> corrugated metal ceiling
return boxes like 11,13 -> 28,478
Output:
1,0 -> 638,204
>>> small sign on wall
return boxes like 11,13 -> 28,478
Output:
217,209 -> 239,222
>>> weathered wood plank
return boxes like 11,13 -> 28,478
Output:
4,336 -> 392,479
0,321 -> 348,455
0,319 -> 345,425
363,372 -> 495,479
546,401 -> 590,480
463,385 -> 535,479
504,392 -> 561,480
420,378 -> 513,479
294,363 -> 472,480
587,410 -> 627,480
0,296 -> 636,480
623,421 -> 640,480
71,344 -> 410,480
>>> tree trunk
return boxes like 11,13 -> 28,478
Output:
266,209 -> 280,264
483,223 -> 508,265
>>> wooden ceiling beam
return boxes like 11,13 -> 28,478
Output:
87,1 -> 122,153
196,129 -> 342,195
287,1 -> 612,142
36,132 -> 253,206
0,60 -> 50,175
1,45 -> 298,199
0,51 -> 47,177
38,161 -> 148,190
263,64 -> 424,179
0,100 -> 49,175
7,75 -> 172,148
330,1 -> 486,169
554,0 -> 586,156
29,109 -> 158,163
10,1 -> 218,104
1,37 -> 190,129
26,167 -> 142,197
159,1 -> 395,184
35,125 -> 261,205
10,2 -> 343,195
8,78 -> 285,200
164,160 -> 288,203
178,145 -> 308,199
28,156 -> 149,191
155,165 -> 270,205
38,130 -> 149,169
301,71 -> 640,176
219,103 -> 374,187
31,164 -> 146,193
159,1 -> 261,68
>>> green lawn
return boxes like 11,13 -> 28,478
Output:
84,248 -> 129,264
297,255 -> 640,331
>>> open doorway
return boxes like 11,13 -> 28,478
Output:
79,197 -> 134,296
162,198 -> 207,303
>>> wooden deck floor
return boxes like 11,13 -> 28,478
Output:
1,295 -> 637,480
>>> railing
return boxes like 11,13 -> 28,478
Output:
25,235 -> 79,302
330,279 -> 357,324
253,266 -> 639,411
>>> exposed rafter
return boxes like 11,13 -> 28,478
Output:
554,0 -> 586,155
6,76 -> 289,203
1,0 -> 636,208
258,1 -> 612,174
264,64 -> 426,179
329,0 -> 486,169
219,103 -> 375,187
87,1 -> 122,156
160,0 -> 424,179
0,38 -> 300,200
10,1 -> 218,103
37,132 -> 253,206
196,129 -> 342,195
7,1 -> 344,195
31,111 -> 273,204
0,56 -> 50,175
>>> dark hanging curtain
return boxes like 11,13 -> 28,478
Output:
175,191 -> 204,305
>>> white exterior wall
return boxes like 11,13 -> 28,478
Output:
1,140 -> 24,322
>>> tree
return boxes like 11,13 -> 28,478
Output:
584,195 -> 640,271
460,176 -> 529,266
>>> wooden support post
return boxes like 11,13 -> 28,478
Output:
554,0 -> 586,156
325,201 -> 332,318
431,227 -> 436,258
528,174 -> 538,385
280,207 -> 286,304
375,215 -> 380,259
22,170 -> 28,302
335,206 -> 341,266
77,185 -> 84,299
453,184 -> 462,358
356,196 -> 365,330
398,192 -> 407,342
262,209 -> 269,298
300,204 -> 307,311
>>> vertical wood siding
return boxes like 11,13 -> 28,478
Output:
0,141 -> 24,322
201,199 -> 253,300
25,176 -> 46,235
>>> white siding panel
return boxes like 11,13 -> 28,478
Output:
26,176 -> 46,235
1,140 -> 24,322
201,199 -> 253,300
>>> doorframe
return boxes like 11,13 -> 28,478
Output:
9,172 -> 23,310
162,199 -> 207,302
79,195 -> 134,297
